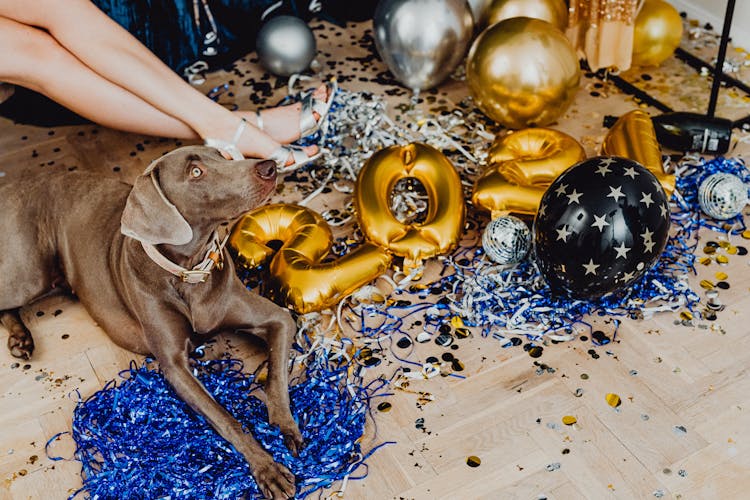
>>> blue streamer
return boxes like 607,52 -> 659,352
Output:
67,353 -> 391,499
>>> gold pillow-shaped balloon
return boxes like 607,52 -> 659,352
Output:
355,143 -> 465,272
472,128 -> 586,217
229,204 -> 391,314
600,109 -> 675,197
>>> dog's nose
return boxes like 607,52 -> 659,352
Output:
255,160 -> 277,180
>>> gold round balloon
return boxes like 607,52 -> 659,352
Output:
355,143 -> 465,272
230,204 -> 391,314
632,0 -> 683,67
486,0 -> 568,31
472,128 -> 585,217
466,17 -> 581,129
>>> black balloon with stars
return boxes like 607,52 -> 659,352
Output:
533,156 -> 671,300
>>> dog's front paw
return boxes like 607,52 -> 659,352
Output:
270,414 -> 304,457
7,328 -> 34,360
254,456 -> 296,499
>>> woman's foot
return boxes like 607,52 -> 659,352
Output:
239,81 -> 334,144
204,117 -> 319,167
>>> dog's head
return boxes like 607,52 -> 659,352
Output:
121,146 -> 277,246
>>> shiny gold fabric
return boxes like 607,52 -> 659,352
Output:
566,0 -> 642,71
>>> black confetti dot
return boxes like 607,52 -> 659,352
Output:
377,402 -> 392,412
396,337 -> 412,349
716,281 -> 730,290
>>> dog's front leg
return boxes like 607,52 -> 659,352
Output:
246,314 -> 304,456
144,314 -> 297,499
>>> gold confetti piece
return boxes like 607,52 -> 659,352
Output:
466,455 -> 481,467
742,230 -> 750,239
454,327 -> 471,339
451,316 -> 465,329
715,272 -> 728,280
562,415 -> 577,425
716,255 -> 729,264
605,393 -> 621,408
719,240 -> 730,248
699,256 -> 712,266
680,311 -> 693,321
703,246 -> 716,254
700,280 -> 715,290
727,246 -> 738,255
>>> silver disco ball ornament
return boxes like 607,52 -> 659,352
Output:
698,172 -> 749,220
256,16 -> 316,76
482,215 -> 531,265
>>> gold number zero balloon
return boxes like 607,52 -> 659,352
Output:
600,109 -> 675,197
355,143 -> 465,271
632,0 -> 683,67
466,17 -> 581,129
486,0 -> 568,31
229,204 -> 391,314
472,128 -> 586,216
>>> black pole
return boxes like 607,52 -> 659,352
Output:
707,0 -> 736,117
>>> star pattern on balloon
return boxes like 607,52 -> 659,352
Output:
535,156 -> 672,299
556,225 -> 572,242
607,185 -> 625,202
592,214 -> 610,231
623,166 -> 639,179
554,183 -> 568,197
614,242 -> 630,259
566,189 -> 582,205
640,192 -> 654,208
582,259 -> 600,275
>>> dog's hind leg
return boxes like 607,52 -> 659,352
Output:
1,309 -> 34,359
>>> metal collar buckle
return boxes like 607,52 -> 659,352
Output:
180,269 -> 211,284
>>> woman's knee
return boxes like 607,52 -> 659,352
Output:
0,17 -> 67,84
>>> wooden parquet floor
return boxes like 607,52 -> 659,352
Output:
2,18 -> 750,500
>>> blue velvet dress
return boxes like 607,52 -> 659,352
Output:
92,0 -> 276,73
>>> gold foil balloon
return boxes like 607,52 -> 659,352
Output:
230,204 -> 391,314
632,0 -> 683,67
472,128 -> 585,217
355,143 -> 465,271
466,17 -> 581,129
486,0 -> 568,31
601,109 -> 675,197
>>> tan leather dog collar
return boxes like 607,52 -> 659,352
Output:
141,231 -> 227,284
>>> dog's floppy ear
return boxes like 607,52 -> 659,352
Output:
120,159 -> 193,245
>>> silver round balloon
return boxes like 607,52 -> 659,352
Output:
482,215 -> 531,265
373,0 -> 474,91
256,16 -> 316,77
698,172 -> 749,220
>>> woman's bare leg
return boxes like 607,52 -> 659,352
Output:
0,0 -> 316,161
0,17 -> 200,138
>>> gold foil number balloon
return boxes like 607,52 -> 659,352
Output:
230,204 -> 391,314
466,17 -> 581,129
632,0 -> 683,67
355,143 -> 465,272
600,110 -> 675,197
472,128 -> 586,216
486,0 -> 568,31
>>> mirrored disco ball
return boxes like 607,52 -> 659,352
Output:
482,215 -> 531,265
698,172 -> 749,220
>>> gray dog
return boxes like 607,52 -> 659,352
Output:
0,146 -> 301,498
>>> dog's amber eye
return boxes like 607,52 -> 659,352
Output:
190,166 -> 204,178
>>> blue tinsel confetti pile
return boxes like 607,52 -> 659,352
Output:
67,355 -> 390,499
